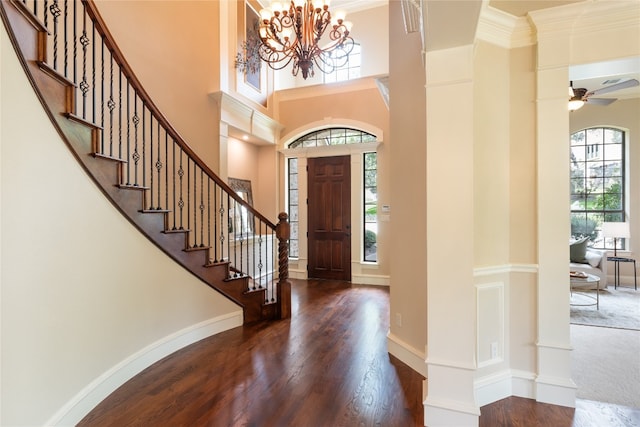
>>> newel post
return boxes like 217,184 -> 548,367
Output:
276,212 -> 292,319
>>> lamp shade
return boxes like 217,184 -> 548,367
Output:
601,222 -> 630,238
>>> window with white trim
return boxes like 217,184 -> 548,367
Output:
323,43 -> 361,84
570,127 -> 626,249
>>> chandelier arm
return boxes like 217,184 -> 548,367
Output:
254,1 -> 355,80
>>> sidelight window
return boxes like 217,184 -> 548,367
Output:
363,152 -> 378,262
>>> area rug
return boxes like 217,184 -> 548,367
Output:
571,287 -> 640,330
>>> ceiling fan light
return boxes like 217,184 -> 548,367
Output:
568,98 -> 584,111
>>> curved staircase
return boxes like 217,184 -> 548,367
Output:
1,0 -> 291,323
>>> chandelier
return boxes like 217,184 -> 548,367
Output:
257,0 -> 354,79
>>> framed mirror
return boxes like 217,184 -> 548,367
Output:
228,177 -> 253,234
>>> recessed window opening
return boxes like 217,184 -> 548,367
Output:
324,43 -> 361,84
570,127 -> 626,250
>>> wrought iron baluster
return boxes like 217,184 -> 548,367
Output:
207,178 -> 211,250
227,193 -> 231,274
191,162 -> 196,248
63,0 -> 68,77
178,147 -> 184,230
107,51 -> 115,157
200,169 -> 205,248
164,131 -> 168,211
199,170 -> 205,247
219,186 -> 225,261
43,0 -> 48,34
79,8 -> 89,119
132,93 -> 140,186
99,39 -> 104,153
142,106 -> 147,190
72,0 -> 77,108
125,81 -> 131,185
157,122 -> 163,210
118,67 -> 122,159
186,158 -> 191,245
148,113 -> 153,209
171,141 -> 177,230
91,21 -> 95,124
49,0 -> 60,69
271,227 -> 276,302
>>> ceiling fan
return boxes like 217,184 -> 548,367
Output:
568,78 -> 640,111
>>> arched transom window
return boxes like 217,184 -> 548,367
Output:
288,128 -> 376,148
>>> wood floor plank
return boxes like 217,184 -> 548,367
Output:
79,279 -> 425,427
78,279 -> 639,427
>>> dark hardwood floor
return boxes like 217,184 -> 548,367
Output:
79,279 -> 639,427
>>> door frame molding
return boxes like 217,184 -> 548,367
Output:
280,137 -> 382,282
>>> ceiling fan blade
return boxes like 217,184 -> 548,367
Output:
588,78 -> 639,96
585,97 -> 616,106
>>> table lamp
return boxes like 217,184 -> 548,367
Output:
601,222 -> 630,257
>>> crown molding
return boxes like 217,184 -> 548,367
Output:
477,6 -> 535,49
528,0 -> 640,41
209,91 -> 282,145
479,1 -> 639,48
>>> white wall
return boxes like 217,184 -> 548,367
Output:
1,22 -> 241,426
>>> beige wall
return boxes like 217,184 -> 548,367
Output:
474,41 -> 511,267
95,0 -> 222,171
1,22 -> 241,426
227,138 -> 277,219
387,0 -> 427,370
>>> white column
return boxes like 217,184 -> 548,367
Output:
530,13 -> 576,407
424,44 -> 479,426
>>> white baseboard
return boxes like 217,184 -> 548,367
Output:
474,369 -> 537,406
48,311 -> 243,426
352,273 -> 389,286
474,370 -> 512,406
386,331 -> 427,377
535,375 -> 577,408
511,369 -> 537,399
289,268 -> 307,279
424,397 -> 481,427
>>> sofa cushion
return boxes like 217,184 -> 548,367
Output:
570,237 -> 589,263
585,249 -> 602,268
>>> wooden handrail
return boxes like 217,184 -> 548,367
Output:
81,0 -> 276,229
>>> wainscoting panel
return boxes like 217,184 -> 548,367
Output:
476,282 -> 505,368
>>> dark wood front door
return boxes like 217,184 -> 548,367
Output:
307,156 -> 351,281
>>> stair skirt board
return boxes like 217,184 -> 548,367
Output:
46,311 -> 243,427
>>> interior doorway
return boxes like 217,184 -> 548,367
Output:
307,156 -> 352,281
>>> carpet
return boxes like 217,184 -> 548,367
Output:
570,287 -> 640,330
571,324 -> 640,408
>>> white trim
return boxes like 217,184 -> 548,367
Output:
48,311 -> 243,426
511,369 -> 537,399
474,370 -> 512,406
352,273 -> 390,286
281,141 -> 380,159
474,369 -> 538,406
535,375 -> 577,407
426,357 -> 476,371
387,331 -> 427,377
474,263 -> 538,276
